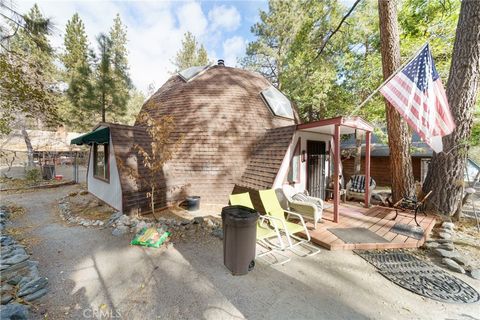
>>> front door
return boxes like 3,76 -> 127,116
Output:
307,140 -> 326,199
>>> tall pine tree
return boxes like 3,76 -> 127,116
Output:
109,14 -> 131,113
61,13 -> 95,130
91,14 -> 132,123
2,4 -> 59,165
173,32 -> 209,70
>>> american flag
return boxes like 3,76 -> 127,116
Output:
380,44 -> 455,153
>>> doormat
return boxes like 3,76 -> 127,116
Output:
391,223 -> 424,240
355,250 -> 480,303
327,227 -> 389,244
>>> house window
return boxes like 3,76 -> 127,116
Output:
287,138 -> 301,183
93,144 -> 109,181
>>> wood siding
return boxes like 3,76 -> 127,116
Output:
343,156 -> 423,187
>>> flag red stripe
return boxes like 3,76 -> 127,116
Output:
383,81 -> 431,131
380,85 -> 432,141
389,74 -> 454,136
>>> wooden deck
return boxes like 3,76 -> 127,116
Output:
300,203 -> 437,251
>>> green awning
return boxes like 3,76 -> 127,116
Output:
71,127 -> 110,145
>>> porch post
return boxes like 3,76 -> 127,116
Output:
333,124 -> 340,223
365,131 -> 371,207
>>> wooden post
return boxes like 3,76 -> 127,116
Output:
334,124 -> 341,223
365,131 -> 371,207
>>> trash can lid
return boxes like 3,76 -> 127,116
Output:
221,205 -> 258,223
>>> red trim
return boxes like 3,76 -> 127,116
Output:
297,116 -> 374,132
297,116 -> 343,130
333,125 -> 340,223
365,131 -> 371,208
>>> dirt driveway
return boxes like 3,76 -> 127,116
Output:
2,185 -> 479,319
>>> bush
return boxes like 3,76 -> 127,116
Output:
25,167 -> 41,185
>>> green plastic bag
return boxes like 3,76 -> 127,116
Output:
130,227 -> 171,248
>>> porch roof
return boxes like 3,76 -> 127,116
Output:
296,116 -> 374,135
296,116 -> 374,224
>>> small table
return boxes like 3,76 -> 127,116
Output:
325,188 -> 346,203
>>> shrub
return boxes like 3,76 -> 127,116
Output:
25,167 -> 41,185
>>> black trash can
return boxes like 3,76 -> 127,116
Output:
185,196 -> 200,211
42,164 -> 55,180
221,205 -> 258,275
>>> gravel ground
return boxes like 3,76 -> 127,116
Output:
2,185 -> 480,320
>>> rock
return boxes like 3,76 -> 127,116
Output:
1,260 -> 31,280
79,190 -> 89,195
470,269 -> 480,280
3,254 -> 29,265
18,276 -> 33,288
438,232 -> 452,240
0,237 -> 14,247
0,284 -> 13,294
434,239 -> 453,244
205,219 -> 214,228
451,256 -> 469,266
1,293 -> 13,305
3,248 -> 27,260
211,228 -> 223,239
23,288 -> 47,302
81,220 -> 92,227
442,222 -> 454,230
106,212 -> 122,227
112,226 -> 129,237
97,221 -> 104,226
7,275 -> 23,285
438,228 -> 453,235
434,248 -> 460,259
116,215 -> 131,226
438,243 -> 454,251
18,277 -> 48,297
193,217 -> 204,224
442,258 -> 465,274
0,303 -> 29,319
425,241 -> 439,249
68,192 -> 78,197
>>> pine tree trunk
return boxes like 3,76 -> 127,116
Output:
101,91 -> 106,122
21,127 -> 34,167
378,0 -> 415,202
354,131 -> 362,175
423,0 -> 480,216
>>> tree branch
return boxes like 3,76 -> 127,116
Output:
313,0 -> 363,61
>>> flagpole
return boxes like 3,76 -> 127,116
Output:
348,42 -> 429,116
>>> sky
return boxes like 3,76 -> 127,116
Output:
13,0 -> 270,94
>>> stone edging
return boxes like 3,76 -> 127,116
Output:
425,221 -> 479,280
58,196 -> 105,227
0,206 -> 48,319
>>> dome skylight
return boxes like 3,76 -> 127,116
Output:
261,86 -> 294,119
178,65 -> 209,82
